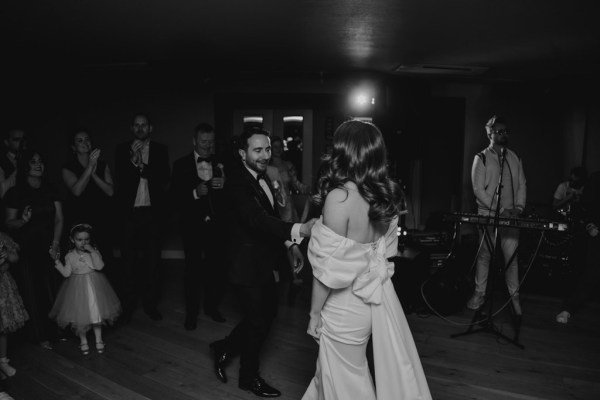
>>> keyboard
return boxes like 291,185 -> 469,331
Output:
444,213 -> 569,232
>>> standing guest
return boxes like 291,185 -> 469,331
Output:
0,130 -> 27,228
552,166 -> 587,213
0,232 -> 29,378
283,136 -> 303,181
302,120 -> 431,400
114,114 -> 170,322
467,115 -> 526,315
209,127 -> 316,398
4,150 -> 63,349
62,130 -> 115,279
49,224 -> 121,355
268,137 -> 310,304
0,129 -> 26,199
551,166 -> 588,288
556,170 -> 600,324
170,123 -> 227,330
268,136 -> 308,223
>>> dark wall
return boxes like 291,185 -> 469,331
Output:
5,68 -> 600,251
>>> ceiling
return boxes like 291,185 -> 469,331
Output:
4,1 -> 600,81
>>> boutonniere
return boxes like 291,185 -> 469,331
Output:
272,180 -> 286,207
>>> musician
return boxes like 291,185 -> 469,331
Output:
552,166 -> 588,286
552,166 -> 586,213
467,115 -> 527,315
556,170 -> 600,324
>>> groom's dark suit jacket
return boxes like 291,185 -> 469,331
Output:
225,161 -> 294,286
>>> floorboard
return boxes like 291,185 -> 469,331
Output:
4,260 -> 600,400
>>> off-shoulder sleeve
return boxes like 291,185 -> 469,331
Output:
307,219 -> 370,289
385,217 -> 399,259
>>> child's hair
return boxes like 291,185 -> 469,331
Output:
70,223 -> 93,238
69,224 -> 94,249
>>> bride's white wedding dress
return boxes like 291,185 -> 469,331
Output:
302,217 -> 432,400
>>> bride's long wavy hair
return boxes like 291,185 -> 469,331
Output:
313,119 -> 401,223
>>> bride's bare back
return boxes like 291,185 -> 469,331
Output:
322,182 -> 389,244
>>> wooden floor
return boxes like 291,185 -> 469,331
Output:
4,260 -> 600,400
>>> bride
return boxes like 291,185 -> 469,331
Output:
303,119 -> 432,400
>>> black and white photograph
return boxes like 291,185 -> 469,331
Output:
2,1 -> 599,399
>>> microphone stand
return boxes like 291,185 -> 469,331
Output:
451,148 -> 524,349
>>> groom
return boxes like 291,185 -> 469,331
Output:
210,127 -> 315,398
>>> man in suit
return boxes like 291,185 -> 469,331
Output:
171,123 -> 227,330
210,128 -> 316,398
115,114 -> 170,322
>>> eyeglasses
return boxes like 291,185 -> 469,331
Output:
492,129 -> 509,135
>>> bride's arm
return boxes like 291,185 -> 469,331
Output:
307,188 -> 351,341
307,277 -> 330,340
309,277 -> 330,317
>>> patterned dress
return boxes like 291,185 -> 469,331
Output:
0,233 -> 29,334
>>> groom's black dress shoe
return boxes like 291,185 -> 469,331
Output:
209,340 -> 229,383
239,377 -> 281,398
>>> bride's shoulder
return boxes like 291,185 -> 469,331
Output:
325,187 -> 349,203
325,182 -> 358,200
324,186 -> 359,211
323,188 -> 350,217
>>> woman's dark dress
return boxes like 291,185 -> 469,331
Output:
5,183 -> 61,343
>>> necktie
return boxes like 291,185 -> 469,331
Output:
197,157 -> 211,163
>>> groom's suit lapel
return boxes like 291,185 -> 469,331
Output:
242,167 -> 277,216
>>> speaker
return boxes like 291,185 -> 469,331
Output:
390,248 -> 430,313
421,257 -> 473,316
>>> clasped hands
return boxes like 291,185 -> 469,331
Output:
586,223 -> 599,237
500,208 -> 522,218
195,177 -> 225,196
49,242 -> 60,261
21,205 -> 32,224
130,140 -> 145,167
87,148 -> 101,174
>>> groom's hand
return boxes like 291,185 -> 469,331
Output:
300,218 -> 318,237
289,244 -> 304,274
